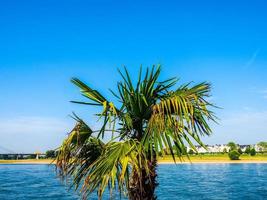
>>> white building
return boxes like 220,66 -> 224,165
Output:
187,144 -> 257,154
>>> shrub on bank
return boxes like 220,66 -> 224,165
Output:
188,149 -> 195,154
227,142 -> 237,151
250,148 -> 256,156
45,150 -> 56,158
245,146 -> 251,154
228,150 -> 240,160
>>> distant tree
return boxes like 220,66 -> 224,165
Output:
223,148 -> 228,154
258,141 -> 267,148
250,148 -> 256,156
244,146 -> 251,154
29,154 -> 36,159
237,148 -> 243,155
228,150 -> 240,160
257,142 -> 267,152
188,149 -> 195,155
227,142 -> 237,151
46,150 -> 56,158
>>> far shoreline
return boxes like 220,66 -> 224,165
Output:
158,160 -> 267,164
1,158 -> 267,165
0,159 -> 55,165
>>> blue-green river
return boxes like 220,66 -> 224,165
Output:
0,164 -> 266,199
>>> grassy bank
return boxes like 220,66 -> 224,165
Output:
158,154 -> 267,163
0,154 -> 267,164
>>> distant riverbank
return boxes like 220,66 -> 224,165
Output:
0,159 -> 55,164
0,154 -> 267,164
159,154 -> 267,164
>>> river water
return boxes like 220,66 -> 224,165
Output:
0,164 -> 266,199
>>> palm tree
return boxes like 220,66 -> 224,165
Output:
56,65 -> 216,200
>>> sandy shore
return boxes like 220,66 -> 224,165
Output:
0,159 -> 55,164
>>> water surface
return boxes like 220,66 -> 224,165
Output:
0,164 -> 266,199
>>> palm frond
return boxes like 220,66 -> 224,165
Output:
56,117 -> 96,173
146,82 -> 216,160
79,140 -> 149,199
71,78 -> 121,138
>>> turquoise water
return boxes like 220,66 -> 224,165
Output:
0,164 -> 266,199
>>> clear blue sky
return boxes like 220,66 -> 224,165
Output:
0,0 -> 267,153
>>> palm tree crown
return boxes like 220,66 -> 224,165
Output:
56,65 -> 216,199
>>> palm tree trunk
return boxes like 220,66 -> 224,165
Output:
128,157 -> 158,200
